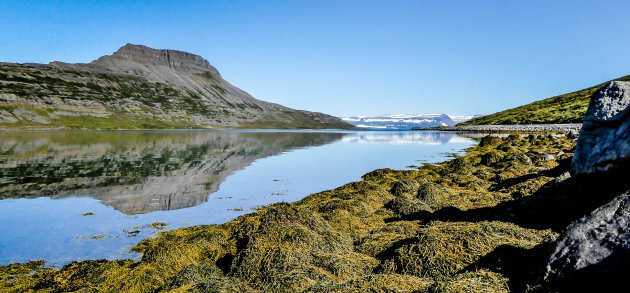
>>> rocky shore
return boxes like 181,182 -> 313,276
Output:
420,123 -> 582,133
1,82 -> 629,292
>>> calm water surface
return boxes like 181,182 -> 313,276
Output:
0,130 -> 476,266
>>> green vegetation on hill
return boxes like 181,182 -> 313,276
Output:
459,74 -> 630,125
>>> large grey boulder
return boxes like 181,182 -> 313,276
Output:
572,81 -> 630,174
545,191 -> 630,285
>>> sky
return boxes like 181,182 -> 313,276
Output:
1,0 -> 629,117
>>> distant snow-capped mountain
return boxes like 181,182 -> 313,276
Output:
341,114 -> 473,130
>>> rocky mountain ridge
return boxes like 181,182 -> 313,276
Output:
0,44 -> 353,130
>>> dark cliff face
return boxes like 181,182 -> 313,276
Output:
0,44 -> 354,130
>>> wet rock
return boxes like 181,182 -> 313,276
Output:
572,81 -> 630,174
545,191 -> 630,289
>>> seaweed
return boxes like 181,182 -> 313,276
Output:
1,134 -> 592,292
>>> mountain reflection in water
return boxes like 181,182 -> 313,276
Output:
0,130 -> 478,265
0,131 -> 346,214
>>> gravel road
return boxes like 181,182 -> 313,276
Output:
420,123 -> 582,132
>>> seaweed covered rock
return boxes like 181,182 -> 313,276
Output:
479,135 -> 502,147
385,195 -> 432,216
480,151 -> 502,166
227,203 -> 379,291
416,182 -> 449,204
389,178 -> 421,196
381,221 -> 555,278
545,191 -> 630,290
430,270 -> 509,293
162,261 -> 224,290
573,81 -> 630,174
305,273 -> 433,293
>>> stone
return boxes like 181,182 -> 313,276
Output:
566,130 -> 578,139
555,171 -> 571,182
540,154 -> 555,161
572,81 -> 630,174
545,191 -> 630,288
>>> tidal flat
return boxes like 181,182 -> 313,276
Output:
4,132 -> 625,292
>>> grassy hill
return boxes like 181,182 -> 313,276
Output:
458,74 -> 630,126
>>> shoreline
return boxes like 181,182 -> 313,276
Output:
417,123 -> 582,133
2,131 -> 626,292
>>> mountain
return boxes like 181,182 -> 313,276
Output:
459,74 -> 630,126
0,44 -> 353,130
341,114 -> 473,130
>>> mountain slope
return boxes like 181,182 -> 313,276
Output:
458,74 -> 630,126
0,44 -> 353,130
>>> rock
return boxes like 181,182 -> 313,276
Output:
566,130 -> 578,139
555,171 -> 571,182
540,154 -> 554,161
572,81 -> 630,174
545,191 -> 630,289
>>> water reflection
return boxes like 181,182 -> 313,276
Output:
0,131 -> 346,214
0,130 -> 478,265
342,131 -> 476,145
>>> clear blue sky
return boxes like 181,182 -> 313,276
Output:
1,0 -> 629,117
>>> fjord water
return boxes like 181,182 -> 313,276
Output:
0,130 -> 475,266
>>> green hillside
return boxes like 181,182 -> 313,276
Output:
458,74 -> 630,126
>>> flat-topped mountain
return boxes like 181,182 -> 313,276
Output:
0,44 -> 353,130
